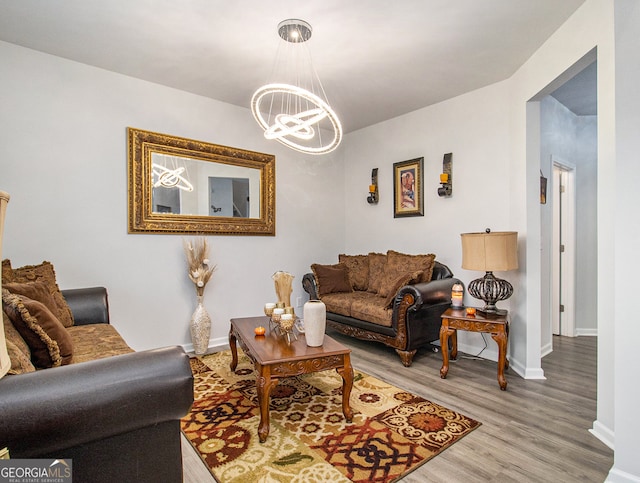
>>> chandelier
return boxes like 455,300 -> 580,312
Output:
251,19 -> 342,155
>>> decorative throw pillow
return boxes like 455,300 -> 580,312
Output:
4,309 -> 31,360
4,281 -> 60,319
367,252 -> 388,293
6,339 -> 36,375
386,250 -> 437,283
2,289 -> 73,368
1,259 -> 12,284
382,270 -> 424,307
3,260 -> 74,327
338,254 -> 369,291
311,263 -> 353,297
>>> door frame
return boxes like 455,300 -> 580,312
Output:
551,157 -> 576,337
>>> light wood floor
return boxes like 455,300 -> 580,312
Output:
182,333 -> 613,482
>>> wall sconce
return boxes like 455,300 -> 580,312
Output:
367,168 -> 379,204
438,152 -> 453,197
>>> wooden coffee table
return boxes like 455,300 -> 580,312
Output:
229,316 -> 354,443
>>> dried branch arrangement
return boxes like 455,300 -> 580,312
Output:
183,237 -> 216,296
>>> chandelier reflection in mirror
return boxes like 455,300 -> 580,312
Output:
152,155 -> 194,192
251,19 -> 342,155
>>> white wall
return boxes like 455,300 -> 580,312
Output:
610,1 -> 640,481
343,80 -> 513,362
0,40 -> 345,352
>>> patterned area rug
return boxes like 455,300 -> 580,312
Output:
182,350 -> 480,482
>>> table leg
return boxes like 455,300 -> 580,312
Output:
337,354 -> 354,422
451,328 -> 458,360
439,323 -> 454,379
491,328 -> 508,390
229,327 -> 238,371
256,368 -> 276,443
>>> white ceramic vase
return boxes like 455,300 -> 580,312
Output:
303,299 -> 326,347
190,295 -> 211,355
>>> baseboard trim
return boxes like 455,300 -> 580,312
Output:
182,336 -> 228,355
509,357 -> 546,380
576,328 -> 598,336
590,420 -> 615,450
605,467 -> 640,483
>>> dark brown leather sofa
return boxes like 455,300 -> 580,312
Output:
0,287 -> 194,483
303,261 -> 460,366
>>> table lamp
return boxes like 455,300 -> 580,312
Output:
460,229 -> 518,316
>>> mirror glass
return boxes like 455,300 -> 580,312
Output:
128,128 -> 275,235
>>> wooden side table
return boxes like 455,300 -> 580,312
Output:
439,307 -> 510,390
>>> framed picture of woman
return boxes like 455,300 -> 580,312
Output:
393,157 -> 424,218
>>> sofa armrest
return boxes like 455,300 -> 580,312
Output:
302,273 -> 319,300
62,286 -> 110,325
0,346 -> 194,457
396,277 -> 461,308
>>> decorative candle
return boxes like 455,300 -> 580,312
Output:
272,307 -> 284,323
264,302 -> 275,317
440,173 -> 449,183
451,283 -> 464,309
369,184 -> 376,193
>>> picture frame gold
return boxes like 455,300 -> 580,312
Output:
393,157 -> 424,218
128,128 -> 275,235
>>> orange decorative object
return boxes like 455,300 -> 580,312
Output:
466,307 -> 477,315
254,326 -> 266,336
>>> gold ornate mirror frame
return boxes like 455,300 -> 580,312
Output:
128,128 -> 275,235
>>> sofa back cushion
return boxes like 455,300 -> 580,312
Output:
385,250 -> 436,283
338,254 -> 369,291
367,252 -> 387,293
311,263 -> 353,297
377,252 -> 435,299
2,289 -> 74,368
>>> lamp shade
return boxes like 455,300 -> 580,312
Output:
461,231 -> 518,272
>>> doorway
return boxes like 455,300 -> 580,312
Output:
535,55 -> 598,358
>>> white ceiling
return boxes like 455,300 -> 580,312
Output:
0,0 -> 592,133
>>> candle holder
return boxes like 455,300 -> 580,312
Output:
437,153 -> 453,197
279,313 -> 297,344
270,307 -> 284,334
367,168 -> 379,204
264,303 -> 275,317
